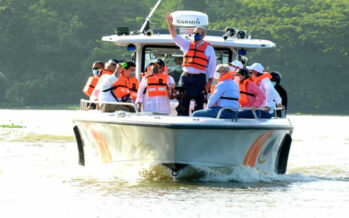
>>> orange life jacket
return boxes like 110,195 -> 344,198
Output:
239,78 -> 256,106
103,74 -> 129,101
100,69 -> 113,76
83,76 -> 99,97
210,73 -> 235,93
182,41 -> 210,71
128,77 -> 139,101
162,66 -> 169,76
210,73 -> 239,106
146,74 -> 168,97
252,72 -> 272,86
82,69 -> 113,97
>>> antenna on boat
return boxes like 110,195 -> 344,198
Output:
139,0 -> 162,34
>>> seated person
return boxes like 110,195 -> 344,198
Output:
82,61 -> 104,98
192,64 -> 239,119
271,71 -> 287,117
83,61 -> 105,109
228,60 -> 243,74
136,60 -> 176,115
229,60 -> 243,83
98,61 -> 136,103
92,59 -> 118,101
236,68 -> 265,118
247,63 -> 277,119
92,61 -> 105,77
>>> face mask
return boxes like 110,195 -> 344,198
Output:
271,81 -> 277,87
92,69 -> 100,76
152,67 -> 159,74
194,33 -> 203,42
214,72 -> 221,79
129,71 -> 136,78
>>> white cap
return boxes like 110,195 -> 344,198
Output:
230,60 -> 243,69
246,63 -> 264,73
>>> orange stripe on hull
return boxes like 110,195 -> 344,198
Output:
243,131 -> 274,167
91,130 -> 112,163
243,134 -> 265,165
248,131 -> 274,167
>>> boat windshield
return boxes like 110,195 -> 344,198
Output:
142,45 -> 232,84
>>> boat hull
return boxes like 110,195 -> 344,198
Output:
73,116 -> 292,175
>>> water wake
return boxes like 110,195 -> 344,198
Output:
75,163 -> 323,184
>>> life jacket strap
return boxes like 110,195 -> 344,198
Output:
102,85 -> 128,92
220,96 -> 239,101
240,91 -> 256,97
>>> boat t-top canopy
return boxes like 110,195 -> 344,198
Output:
101,29 -> 275,50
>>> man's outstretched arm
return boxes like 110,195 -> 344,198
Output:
166,13 -> 177,38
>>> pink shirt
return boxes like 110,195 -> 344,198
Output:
242,81 -> 265,108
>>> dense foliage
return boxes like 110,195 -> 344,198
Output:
0,0 -> 348,114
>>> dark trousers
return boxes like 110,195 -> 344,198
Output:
238,110 -> 273,119
192,107 -> 238,119
176,73 -> 206,116
238,110 -> 261,119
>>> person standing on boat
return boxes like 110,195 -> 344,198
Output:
247,63 -> 282,119
235,68 -> 265,118
271,71 -> 288,117
166,13 -> 216,116
98,61 -> 136,103
136,60 -> 176,115
192,64 -> 239,119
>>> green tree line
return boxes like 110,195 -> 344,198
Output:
0,0 -> 348,114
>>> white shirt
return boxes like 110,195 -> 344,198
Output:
258,78 -> 276,112
173,35 -> 216,78
97,74 -> 118,102
272,87 -> 282,105
136,75 -> 175,114
208,78 -> 240,110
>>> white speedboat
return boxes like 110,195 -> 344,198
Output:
73,7 -> 293,177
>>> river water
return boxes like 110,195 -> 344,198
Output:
0,110 -> 348,218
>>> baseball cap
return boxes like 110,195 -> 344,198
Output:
246,63 -> 264,73
230,60 -> 243,69
154,59 -> 165,68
